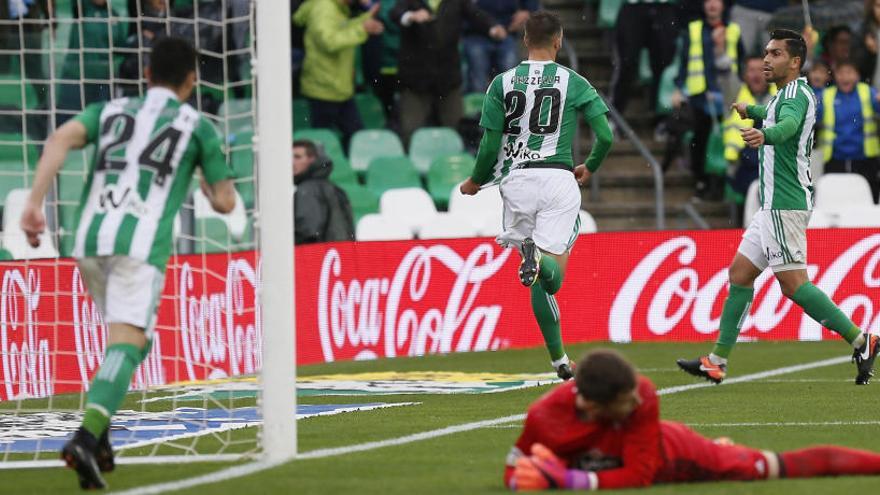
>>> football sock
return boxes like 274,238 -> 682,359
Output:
780,446 -> 880,478
790,282 -> 862,344
531,284 -> 566,362
711,283 -> 754,359
81,343 -> 142,438
538,254 -> 563,295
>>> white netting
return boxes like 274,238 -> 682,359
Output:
0,0 -> 283,467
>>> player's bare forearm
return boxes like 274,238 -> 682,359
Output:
470,128 -> 503,185
28,120 -> 87,207
202,178 -> 236,214
584,113 -> 613,173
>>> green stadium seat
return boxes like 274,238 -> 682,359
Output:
293,98 -> 311,131
656,62 -> 679,116
329,155 -> 357,185
0,247 -> 12,261
337,182 -> 379,223
0,163 -> 33,210
63,145 -> 93,172
294,128 -> 346,164
195,217 -> 233,254
0,133 -> 39,169
365,156 -> 421,196
229,135 -> 255,208
409,127 -> 464,173
349,129 -> 405,172
355,93 -> 386,129
639,49 -> 652,85
598,0 -> 624,29
705,126 -> 726,176
218,98 -> 254,134
463,92 -> 485,119
0,76 -> 39,109
427,153 -> 474,209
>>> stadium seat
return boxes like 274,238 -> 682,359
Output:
294,128 -> 346,164
808,209 -> 834,229
418,213 -> 479,239
463,92 -> 485,119
578,209 -> 598,234
379,187 -> 438,235
338,182 -> 379,222
656,63 -> 680,116
448,182 -> 503,235
194,217 -> 233,254
743,180 -> 760,224
218,98 -> 253,134
426,153 -> 474,209
356,213 -> 414,241
366,156 -> 421,196
193,188 -> 249,239
0,133 -> 39,168
329,155 -> 357,185
0,76 -> 39,109
2,188 -> 58,259
638,50 -> 652,85
63,145 -> 94,172
0,247 -> 12,261
355,93 -> 386,129
833,206 -> 880,227
293,98 -> 311,130
0,163 -> 33,211
229,142 -> 255,209
349,129 -> 405,172
815,173 -> 875,210
598,0 -> 624,29
409,127 -> 464,173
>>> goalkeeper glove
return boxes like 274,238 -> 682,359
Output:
511,443 -> 594,491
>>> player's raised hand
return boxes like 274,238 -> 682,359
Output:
489,25 -> 507,41
459,178 -> 480,195
731,102 -> 749,119
574,164 -> 591,186
409,8 -> 432,23
741,127 -> 765,148
363,6 -> 384,35
20,202 -> 46,248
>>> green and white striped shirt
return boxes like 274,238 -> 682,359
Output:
72,87 -> 234,270
478,60 -> 607,186
752,77 -> 816,210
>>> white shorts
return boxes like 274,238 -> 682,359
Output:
77,256 -> 165,337
738,209 -> 810,273
496,168 -> 581,255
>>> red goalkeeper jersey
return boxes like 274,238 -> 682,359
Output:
505,376 -> 770,490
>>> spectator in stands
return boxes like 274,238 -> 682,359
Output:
391,0 -> 506,146
57,0 -> 128,125
861,0 -> 880,87
608,0 -> 679,129
822,25 -> 856,76
293,139 -> 356,244
671,0 -> 744,199
119,0 -> 171,96
729,0 -> 787,56
817,61 -> 880,200
721,57 -> 775,221
294,0 -> 384,149
372,0 -> 402,126
808,59 -> 832,92
463,0 -> 538,93
0,0 -> 51,108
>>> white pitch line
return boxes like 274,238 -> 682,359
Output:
690,420 -> 880,428
111,354 -> 851,495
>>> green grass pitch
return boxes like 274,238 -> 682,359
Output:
3,341 -> 880,494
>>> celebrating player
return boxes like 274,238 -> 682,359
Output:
505,349 -> 880,491
20,37 -> 236,489
459,11 -> 613,380
677,29 -> 879,386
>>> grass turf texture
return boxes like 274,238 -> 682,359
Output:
3,341 -> 880,494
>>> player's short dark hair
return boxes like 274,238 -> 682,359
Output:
149,37 -> 197,88
769,29 -> 807,70
574,349 -> 637,405
524,11 -> 563,48
293,139 -> 317,157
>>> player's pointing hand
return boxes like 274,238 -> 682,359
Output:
731,102 -> 749,119
741,127 -> 765,148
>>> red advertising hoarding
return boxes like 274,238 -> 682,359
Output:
2,229 -> 879,401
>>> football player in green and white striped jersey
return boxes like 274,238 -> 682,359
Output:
678,29 -> 880,387
459,11 -> 613,380
20,37 -> 236,489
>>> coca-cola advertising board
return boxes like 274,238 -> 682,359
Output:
2,229 -> 880,401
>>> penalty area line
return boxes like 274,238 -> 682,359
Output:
111,354 -> 851,495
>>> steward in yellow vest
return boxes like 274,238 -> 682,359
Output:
817,62 -> 880,200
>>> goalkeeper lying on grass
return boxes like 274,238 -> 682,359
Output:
505,349 -> 880,491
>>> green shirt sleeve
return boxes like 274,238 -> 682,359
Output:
569,74 -> 608,121
762,93 -> 807,145
478,75 -> 505,131
584,113 -> 613,173
73,102 -> 105,143
470,128 -> 503,185
746,104 -> 768,120
195,117 -> 235,184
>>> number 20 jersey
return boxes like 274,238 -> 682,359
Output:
72,87 -> 234,270
478,60 -> 608,186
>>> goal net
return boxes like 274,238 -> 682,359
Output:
0,0 -> 295,468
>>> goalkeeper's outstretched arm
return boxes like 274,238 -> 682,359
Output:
21,120 -> 88,247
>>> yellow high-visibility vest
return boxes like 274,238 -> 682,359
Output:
722,83 -> 777,161
686,20 -> 741,96
821,83 -> 880,162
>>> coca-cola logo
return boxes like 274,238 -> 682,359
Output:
609,235 -> 880,342
0,268 -> 51,400
317,243 -> 511,362
179,259 -> 262,381
72,267 -> 107,389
